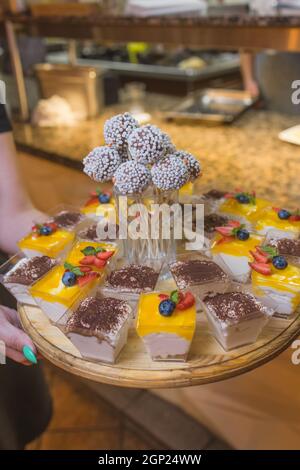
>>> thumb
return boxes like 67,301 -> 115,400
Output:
0,321 -> 36,355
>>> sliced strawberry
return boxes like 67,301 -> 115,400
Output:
250,249 -> 268,264
90,191 -> 98,197
215,226 -> 233,236
224,193 -> 234,199
79,255 -> 96,265
249,262 -> 272,276
216,235 -> 232,245
93,258 -> 106,268
177,291 -> 195,310
84,196 -> 98,207
47,222 -> 58,231
228,220 -> 241,228
96,250 -> 114,260
79,266 -> 92,273
289,215 -> 300,221
77,272 -> 98,287
158,294 -> 169,300
272,207 -> 280,213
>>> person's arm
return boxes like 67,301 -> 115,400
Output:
240,52 -> 260,98
0,105 -> 39,364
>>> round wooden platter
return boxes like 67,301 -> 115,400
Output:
19,303 -> 300,389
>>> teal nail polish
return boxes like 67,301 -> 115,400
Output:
22,346 -> 37,364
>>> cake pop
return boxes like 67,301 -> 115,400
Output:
83,146 -> 121,182
104,112 -> 138,149
114,161 -> 151,194
173,150 -> 201,180
151,155 -> 189,191
128,124 -> 167,164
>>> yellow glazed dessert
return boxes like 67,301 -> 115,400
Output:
179,181 -> 194,199
18,221 -> 75,260
249,245 -> 300,317
80,190 -> 116,222
30,241 -> 116,322
210,221 -> 262,282
254,206 -> 300,237
218,191 -> 270,225
136,291 -> 196,361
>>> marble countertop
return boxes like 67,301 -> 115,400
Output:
13,106 -> 300,207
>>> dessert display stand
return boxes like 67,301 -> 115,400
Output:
18,302 -> 300,389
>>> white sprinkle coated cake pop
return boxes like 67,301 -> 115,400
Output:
104,112 -> 139,149
173,150 -> 201,180
83,146 -> 122,182
151,155 -> 189,191
128,124 -> 166,164
114,161 -> 151,194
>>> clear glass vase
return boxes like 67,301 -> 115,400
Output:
114,186 -> 178,265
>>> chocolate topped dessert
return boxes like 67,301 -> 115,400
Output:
106,265 -> 160,293
4,256 -> 56,286
203,189 -> 226,200
204,213 -> 229,234
79,223 -> 119,242
53,211 -> 82,229
203,292 -> 269,325
268,238 -> 300,258
66,296 -> 131,340
170,258 -> 227,290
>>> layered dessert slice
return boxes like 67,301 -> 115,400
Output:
105,264 -> 160,294
30,264 -> 102,322
64,296 -> 132,363
67,240 -> 117,271
202,290 -> 273,350
136,290 -> 196,361
255,206 -> 300,238
249,245 -> 300,317
80,189 -> 116,221
210,221 -> 263,283
218,190 -> 270,226
52,210 -> 84,230
18,221 -> 75,259
1,255 -> 56,305
169,255 -> 229,297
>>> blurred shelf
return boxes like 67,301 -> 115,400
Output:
4,14 -> 300,51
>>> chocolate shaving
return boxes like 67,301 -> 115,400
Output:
203,189 -> 226,200
4,256 -> 56,286
53,211 -> 82,228
268,238 -> 300,257
204,213 -> 229,234
66,296 -> 130,339
170,259 -> 227,289
107,265 -> 159,292
204,292 -> 268,324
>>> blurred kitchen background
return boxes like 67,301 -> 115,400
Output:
1,0 -> 300,450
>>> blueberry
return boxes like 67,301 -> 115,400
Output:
99,193 -> 110,204
236,194 -> 250,204
62,271 -> 77,287
236,229 -> 250,241
159,299 -> 176,317
278,209 -> 291,220
272,256 -> 288,270
39,226 -> 52,236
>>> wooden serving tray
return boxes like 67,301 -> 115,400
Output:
19,303 -> 300,389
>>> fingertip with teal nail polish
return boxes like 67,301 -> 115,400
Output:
22,345 -> 37,364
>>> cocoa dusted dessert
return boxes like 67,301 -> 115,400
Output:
203,189 -> 227,200
78,222 -> 119,242
268,238 -> 300,258
169,257 -> 229,297
2,255 -> 56,305
65,296 -> 131,363
53,210 -> 83,229
202,291 -> 273,351
106,264 -> 160,293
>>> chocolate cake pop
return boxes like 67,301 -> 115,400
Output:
83,146 -> 121,182
151,155 -> 189,191
104,113 -> 138,149
128,124 -> 166,164
114,161 -> 151,194
173,150 -> 201,180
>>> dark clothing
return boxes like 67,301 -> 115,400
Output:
0,105 -> 12,133
0,106 -> 52,448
